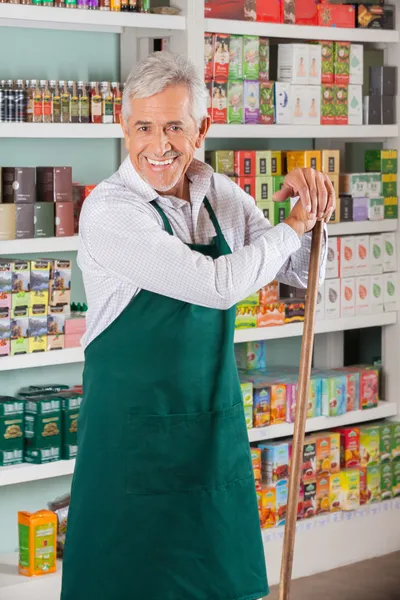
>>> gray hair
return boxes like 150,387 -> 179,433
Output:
122,52 -> 209,126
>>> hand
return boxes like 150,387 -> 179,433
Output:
273,168 -> 336,237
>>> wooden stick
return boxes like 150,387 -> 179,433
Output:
277,220 -> 325,600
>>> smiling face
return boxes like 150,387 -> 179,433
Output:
122,84 -> 210,198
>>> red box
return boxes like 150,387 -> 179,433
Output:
204,0 -> 244,20
317,3 -> 356,28
295,0 -> 318,26
237,177 -> 256,198
206,81 -> 212,119
336,426 -> 360,469
211,81 -> 227,124
213,34 -> 230,81
55,202 -> 74,237
234,151 -> 256,177
204,33 -> 214,81
257,0 -> 281,23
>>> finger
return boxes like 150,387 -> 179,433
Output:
325,208 -> 334,223
323,174 -> 336,218
303,168 -> 318,216
316,171 -> 328,220
284,169 -> 312,213
272,183 -> 292,202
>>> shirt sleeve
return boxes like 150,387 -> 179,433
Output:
241,188 -> 327,288
79,191 -> 304,311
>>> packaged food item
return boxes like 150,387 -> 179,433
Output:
253,387 -> 271,428
392,423 -> 400,461
256,0 -> 280,23
382,233 -> 397,273
365,150 -> 397,175
337,426 -> 360,469
350,44 -> 364,85
60,392 -> 81,460
329,473 -> 341,512
339,236 -> 355,278
271,152 -> 283,176
315,435 -> 331,475
358,367 -> 379,410
256,151 -> 272,177
365,464 -> 381,503
206,150 -> 235,176
261,486 -> 276,529
256,177 -> 273,203
270,383 -> 286,424
370,235 -> 383,275
291,85 -> 308,125
318,41 -> 334,84
334,84 -> 348,125
357,4 -> 394,29
228,35 -> 243,80
295,0 -> 318,26
321,374 -> 346,417
211,81 -> 227,124
325,278 -> 340,319
278,44 -> 309,84
368,197 -> 384,221
251,448 -> 262,484
240,382 -> 253,408
234,151 -> 256,178
302,439 -> 316,482
380,423 -> 393,463
317,3 -> 356,28
23,396 -> 61,455
204,0 -> 244,19
360,425 -> 380,467
244,80 -> 260,124
303,481 -> 317,519
260,441 -> 290,483
274,82 -> 292,125
341,277 -> 355,318
340,469 -> 360,511
393,460 -> 400,497
243,35 -> 259,80
235,305 -> 257,329
370,275 -> 384,314
0,396 -> 24,466
227,81 -> 244,124
259,82 -> 275,125
384,197 -> 398,220
316,474 -> 330,514
380,462 -> 393,501
259,37 -> 269,81
381,174 -> 397,199
213,34 -> 230,80
329,432 -> 341,474
18,510 -> 57,577
257,303 -> 286,327
321,84 -> 335,125
275,479 -> 288,526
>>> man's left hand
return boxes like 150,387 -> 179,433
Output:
273,168 -> 336,226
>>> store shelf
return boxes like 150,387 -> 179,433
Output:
0,123 -> 122,139
0,348 -> 84,372
205,18 -> 399,44
247,401 -> 397,443
0,237 -> 79,255
233,312 -> 397,344
0,4 -> 186,34
208,124 -> 399,140
0,460 -> 75,488
328,220 -> 398,236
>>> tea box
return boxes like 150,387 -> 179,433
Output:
278,44 -> 310,84
358,367 -> 379,410
318,3 -> 355,28
295,0 -> 318,25
319,41 -> 334,84
340,469 -> 360,511
243,35 -> 259,80
350,44 -> 364,85
303,481 -> 317,519
204,32 -> 214,81
18,510 -> 57,577
339,236 -> 355,278
244,406 -> 253,429
23,396 -> 61,451
370,235 -> 383,275
257,202 -> 274,223
357,4 -> 394,30
261,486 -> 276,529
365,464 -> 381,504
322,149 -> 340,175
240,382 -> 253,408
271,152 -> 283,176
251,448 -> 262,484
308,44 -> 322,86
235,305 -> 257,329
329,432 -> 341,474
228,35 -> 243,80
256,177 -> 273,203
354,236 -> 370,277
368,197 -> 384,221
316,474 -> 330,514
24,446 -> 61,464
270,383 -> 286,424
380,462 -> 393,501
256,0 -> 280,23
341,277 -> 355,318
244,80 -> 259,124
234,151 -> 256,178
274,201 -> 290,224
329,473 -> 342,512
321,84 -> 335,125
338,426 -> 360,469
302,439 -> 316,482
381,174 -> 397,199
275,82 -> 292,125
275,479 -> 288,526
259,82 -> 275,125
316,285 -> 325,321
315,435 -> 331,475
291,85 -> 308,125
253,387 -> 271,428
227,81 -> 244,124
365,150 -> 397,175
259,36 -> 269,81
360,425 -> 380,468
260,441 -> 290,483
325,278 -> 340,319
257,303 -> 285,327
211,81 -> 227,124
370,275 -> 384,314
384,197 -> 398,220
321,374 -> 346,417
213,33 -> 230,80
259,281 -> 278,305
326,237 -> 339,279
0,397 -> 24,466
237,177 -> 256,198
334,42 -> 350,85
393,460 -> 400,497
335,84 -> 348,125
256,150 -> 272,176
391,423 -> 400,461
348,85 -> 362,125
383,233 -> 397,273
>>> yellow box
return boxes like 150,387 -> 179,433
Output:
261,486 -> 276,529
287,151 -> 306,172
18,510 -> 57,577
340,469 -> 360,511
29,291 -> 49,318
328,173 -> 339,196
329,473 -> 341,512
28,336 -> 47,353
322,149 -> 340,175
329,195 -> 340,223
329,432 -> 341,473
384,197 -> 398,219
271,151 -> 283,176
305,150 -> 322,171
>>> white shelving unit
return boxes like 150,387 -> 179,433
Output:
0,348 -> 84,372
0,237 -> 79,255
328,220 -> 398,236
208,124 -> 399,140
0,123 -> 122,139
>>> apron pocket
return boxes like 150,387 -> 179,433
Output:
125,402 -> 252,495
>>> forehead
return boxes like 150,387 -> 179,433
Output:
129,84 -> 193,124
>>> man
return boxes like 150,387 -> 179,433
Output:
61,52 -> 334,600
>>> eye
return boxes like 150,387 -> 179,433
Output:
169,125 -> 182,132
138,126 -> 149,132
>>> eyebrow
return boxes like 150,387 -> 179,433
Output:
133,120 -> 184,127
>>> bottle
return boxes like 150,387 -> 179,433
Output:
121,0 -> 128,11
71,81 -> 79,123
78,81 -> 90,123
138,0 -> 149,12
26,80 -> 35,123
42,81 -> 52,123
102,82 -> 114,124
90,82 -> 102,124
5,80 -> 15,123
0,82 -> 5,123
110,0 -> 120,10
15,80 -> 26,123
128,0 -> 136,10
33,80 -> 43,123
99,0 -> 110,9
52,81 -> 61,123
112,82 -> 122,124
60,81 -> 71,123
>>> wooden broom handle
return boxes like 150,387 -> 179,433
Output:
276,219 -> 324,600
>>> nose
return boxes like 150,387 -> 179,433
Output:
149,127 -> 172,157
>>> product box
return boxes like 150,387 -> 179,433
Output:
237,177 -> 256,199
329,473 -> 342,512
355,236 -> 370,276
328,174 -> 339,197
204,0 -> 244,19
260,441 -> 290,483
274,82 -> 292,125
204,32 -> 214,81
30,260 -> 51,292
355,276 -> 370,316
28,335 -> 47,353
319,41 -> 334,84
253,387 -> 271,428
256,0 -> 280,23
55,202 -> 74,237
370,274 -> 384,314
259,281 -> 279,305
381,174 -> 397,198
382,95 -> 396,125
321,84 -> 335,125
364,94 -> 381,125
0,204 -> 16,241
380,462 -> 393,501
367,173 -> 382,198
256,151 -> 272,176
211,81 -> 227,124
207,150 -> 235,176
306,86 -> 322,126
278,44 -> 309,85
322,149 -> 340,175
357,4 -> 394,29
383,272 -> 397,312
340,469 -> 360,511
235,305 -> 257,329
0,293 -> 11,319
260,486 -> 276,529
294,0 -> 318,25
0,260 -> 12,294
24,446 -> 61,464
213,34 -> 230,80
365,464 -> 381,503
358,366 -> 379,409
316,474 -> 330,515
316,285 -> 325,321
341,277 -> 355,318
2,167 -> 36,203
243,35 -> 259,80
271,152 -> 283,176
368,197 -> 384,221
12,260 -> 30,292
47,334 -> 64,351
380,423 -> 393,463
259,82 -> 275,124
29,291 -> 49,317
61,407 -> 79,460
325,278 -> 340,319
24,396 -> 61,450
15,204 -> 34,240
321,374 -> 346,417
338,426 -> 360,469
340,173 -> 367,199
36,167 -> 72,203
369,66 -> 396,96
17,509 -> 58,576
308,44 -> 322,86
234,151 -> 256,177
29,315 -> 47,338
384,197 -> 398,220
353,197 -> 369,222
227,80 -> 244,124
251,448 -> 261,484
330,432 -> 341,473
348,85 -> 363,125
0,397 -> 24,464
318,3 -> 355,28
240,382 -> 253,408
334,42 -> 350,85
274,201 -> 290,224
228,34 -> 243,80
350,44 -> 364,85
335,84 -> 348,125
360,425 -> 380,467
12,293 -> 30,319
33,203 -> 55,238
259,37 -> 269,81
382,233 -> 397,273
244,80 -> 260,124
325,237 -> 339,279
392,423 -> 400,461
257,201 -> 274,222
315,435 -> 331,475
303,481 -> 317,519
0,321 -> 10,356
270,384 -> 286,424
206,81 -> 212,118
393,460 -> 400,498
365,150 -> 397,175
291,85 -> 308,125
47,313 -> 66,336
339,236 -> 355,277
256,177 -> 273,203
370,235 -> 383,274
302,439 -> 316,482
49,259 -> 72,291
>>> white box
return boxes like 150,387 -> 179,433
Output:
278,44 -> 309,84
382,232 -> 397,273
368,197 -> 384,221
369,234 -> 383,274
350,44 -> 364,85
339,236 -> 355,278
316,284 -> 325,321
354,235 -> 370,276
326,237 -> 339,279
308,44 -> 322,85
275,82 -> 292,124
355,276 -> 371,316
341,277 -> 355,318
306,85 -> 321,126
383,272 -> 397,312
370,275 -> 384,314
348,85 -> 363,125
325,278 -> 340,320
291,85 -> 309,125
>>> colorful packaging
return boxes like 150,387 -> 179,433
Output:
392,423 -> 400,461
355,276 -> 370,317
365,464 -> 381,504
271,152 -> 283,176
335,84 -> 348,125
302,439 -> 316,482
358,367 -> 379,410
381,174 -> 397,199
380,462 -> 393,501
316,473 -> 330,514
325,278 -> 340,319
256,151 -> 272,176
370,235 -> 383,274
393,460 -> 400,497
329,432 -> 341,473
341,277 -> 355,318
291,85 -> 308,125
295,0 -> 318,25
234,151 -> 256,178
259,37 -> 269,81
206,81 -> 212,118
322,149 -> 340,175
240,382 -> 253,408
278,44 -> 309,84
260,441 -> 290,483
319,41 -> 334,84
244,406 -> 253,429
244,80 -> 260,124
334,42 -> 350,85
329,473 -> 341,512
275,479 -> 288,526
0,397 -> 24,467
321,84 -> 335,125
204,32 -> 214,81
18,510 -> 57,577
317,3 -> 355,28
261,486 -> 276,529
383,273 -> 397,312
350,44 -> 364,85
321,374 -> 346,417
360,425 -> 380,468
243,35 -> 259,80
24,397 -> 61,453
354,236 -> 370,277
309,44 -> 322,86
213,34 -> 230,80
384,197 -> 398,220
253,387 -> 271,428
303,481 -> 317,519
348,84 -> 362,125
235,305 -> 257,329
275,82 -> 292,125
207,150 -> 235,176
61,394 -> 80,460
270,384 -> 286,425
339,236 -> 355,278
382,233 -> 397,273
227,81 -> 244,124
338,426 -> 360,469
211,81 -> 227,124
326,237 -> 339,279
340,469 -> 360,511
251,448 -> 262,484
306,85 -> 321,126
370,275 -> 384,314
365,150 -> 397,175
368,197 -> 384,221
237,177 -> 256,198
380,424 -> 393,463
259,82 -> 275,125
228,35 -> 243,80
256,0 -> 280,23
256,177 -> 273,203
360,465 -> 367,505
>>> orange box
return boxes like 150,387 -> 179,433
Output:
329,432 -> 341,474
316,434 -> 331,475
257,303 -> 285,328
256,483 -> 263,524
270,383 -> 286,424
316,473 -> 330,514
259,281 -> 279,305
251,448 -> 262,484
261,486 -> 276,529
18,510 -> 57,577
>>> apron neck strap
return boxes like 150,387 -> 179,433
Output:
151,196 -> 223,240
150,200 -> 174,235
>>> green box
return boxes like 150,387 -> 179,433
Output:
381,174 -> 397,198
365,150 -> 398,174
385,204 -> 398,219
11,338 -> 29,355
380,423 -> 392,463
60,392 -> 82,411
228,35 -> 243,80
274,201 -> 290,224
393,459 -> 400,497
334,84 -> 348,123
243,35 -> 259,80
0,396 -> 24,417
34,203 -> 55,238
228,81 -> 244,124
257,201 -> 274,224
0,396 -> 24,454
240,382 -> 253,407
366,464 -> 381,503
259,37 -> 269,81
321,85 -> 336,124
24,446 -> 61,464
12,292 -> 30,319
61,410 -> 79,460
256,151 -> 272,176
235,305 -> 257,329
206,150 -> 235,176
368,197 -> 384,221
256,177 -> 273,203
380,462 -> 393,500
392,423 -> 400,461
360,425 -> 380,468
366,173 -> 382,197
272,175 -> 285,195
0,448 -> 23,466
259,82 -> 275,125
24,396 -> 61,450
334,42 -> 350,83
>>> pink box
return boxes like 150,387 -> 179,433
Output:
0,293 -> 11,319
65,315 -> 86,336
0,339 -> 10,357
285,381 -> 298,424
65,333 -> 82,348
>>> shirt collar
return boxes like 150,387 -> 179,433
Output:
118,156 -> 214,204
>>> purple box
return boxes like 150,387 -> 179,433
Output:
352,197 -> 369,221
285,381 -> 298,424
244,80 -> 260,124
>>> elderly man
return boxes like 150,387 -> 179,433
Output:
61,52 -> 333,600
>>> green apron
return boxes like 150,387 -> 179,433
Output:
61,197 -> 268,600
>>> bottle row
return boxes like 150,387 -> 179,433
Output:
0,0 -> 150,11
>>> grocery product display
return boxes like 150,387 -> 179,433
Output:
0,0 -> 150,12
0,258 -> 86,356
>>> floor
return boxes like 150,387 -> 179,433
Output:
268,552 -> 400,600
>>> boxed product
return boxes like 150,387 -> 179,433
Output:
257,202 -> 274,222
338,426 -> 360,469
393,424 -> 400,460
381,174 -> 397,198
340,469 -> 360,511
18,510 -> 57,577
370,235 -> 383,274
227,81 -> 244,125
24,396 -> 61,452
364,94 -> 381,125
316,434 -> 331,475
330,432 -> 341,473
302,439 -> 316,482
303,481 -> 317,519
256,151 -> 272,176
259,82 -> 275,124
256,177 -> 273,203
244,80 -> 260,124
228,34 -> 243,80
321,373 -> 346,417
316,474 -> 330,514
234,151 -> 256,177
335,84 -> 348,125
256,0 -> 280,23
0,293 -> 11,320
306,86 -> 321,126
369,66 -> 396,97
319,41 -> 334,84
2,167 -> 36,203
24,446 -> 60,464
261,486 -> 276,529
0,320 -> 11,357
243,35 -> 259,80
251,448 -> 262,484
15,204 -> 34,240
30,260 -> 51,292
321,84 -> 335,125
316,285 -> 325,321
348,85 -> 363,125
350,44 -> 364,85
341,277 -> 355,318
294,0 -> 318,25
380,462 -> 393,501
318,3 -> 356,28
61,392 -> 81,460
204,32 -> 214,81
0,204 -> 16,241
354,236 -> 370,276
207,150 -> 235,176
260,441 -> 290,483
0,397 -> 24,467
306,45 -> 322,86
370,274 -> 384,314
322,149 -> 340,175
235,305 -> 257,329
357,4 -> 395,29
291,85 -> 308,125
259,37 -> 269,81
334,42 -> 350,85
237,177 -> 256,198
340,236 -> 355,277
36,167 -> 72,203
29,291 -> 49,317
365,464 -> 381,503
380,423 -> 393,463
213,34 -> 230,80
365,150 -> 397,174
271,152 -> 283,176
329,473 -> 342,512
325,278 -> 340,319
355,276 -> 370,316
352,197 -> 368,221
329,174 -> 339,197
368,197 -> 384,221
360,425 -> 380,467
325,237 -> 339,279
270,384 -> 286,425
211,81 -> 227,124
382,233 -> 397,273
393,460 -> 400,497
278,44 -> 310,84
383,273 -> 397,312
357,366 -> 379,409
340,195 -> 352,222
257,303 -> 286,326
204,0 -> 244,19
253,387 -> 271,428
384,197 -> 398,220
55,203 -> 74,237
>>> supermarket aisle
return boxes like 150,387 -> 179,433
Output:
268,552 -> 400,600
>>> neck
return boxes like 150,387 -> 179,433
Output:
158,175 -> 190,202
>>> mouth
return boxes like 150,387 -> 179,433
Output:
144,156 -> 179,171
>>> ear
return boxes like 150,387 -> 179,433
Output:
195,116 -> 211,149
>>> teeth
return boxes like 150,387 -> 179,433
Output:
147,158 -> 174,166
